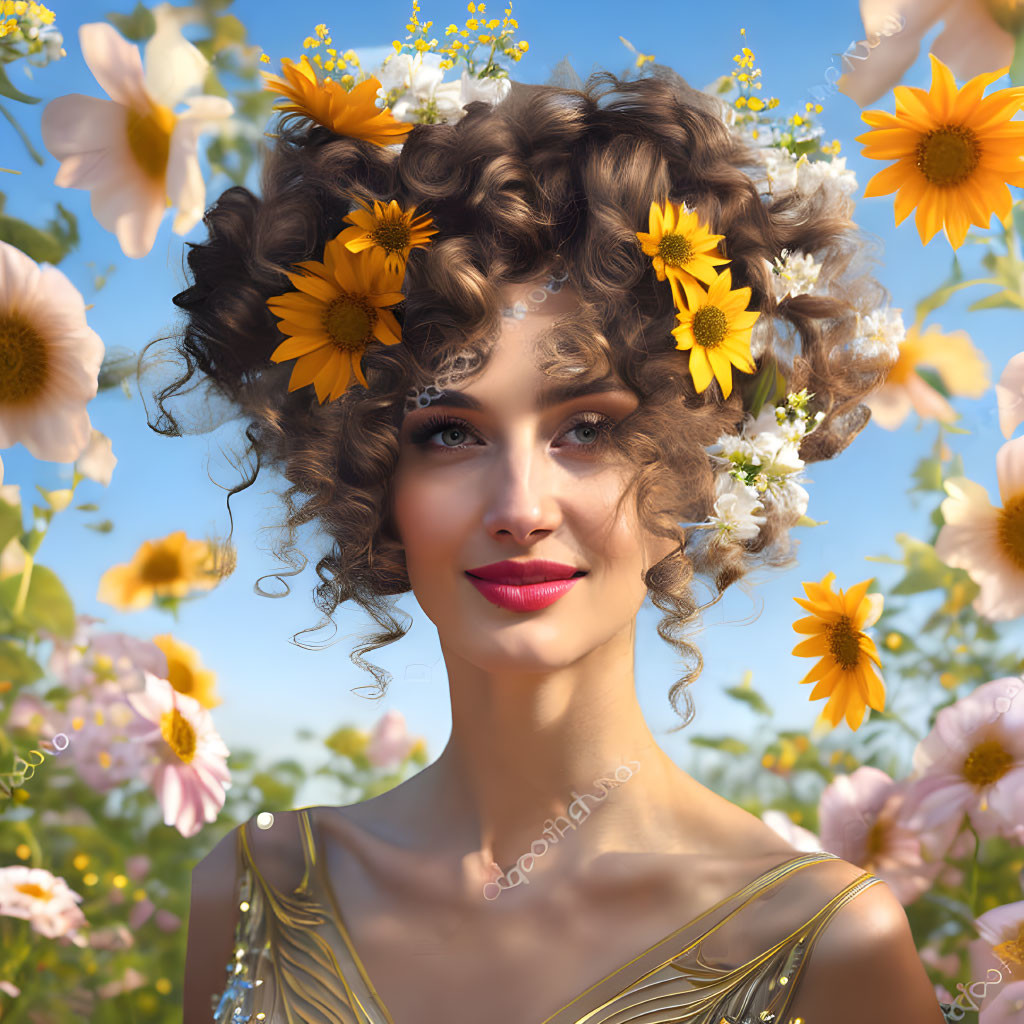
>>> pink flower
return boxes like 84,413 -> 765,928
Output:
0,866 -> 87,940
126,671 -> 231,838
41,17 -> 232,258
154,907 -> 181,932
975,899 -> 1024,982
817,765 -> 959,904
128,897 -> 155,930
366,710 -> 417,768
86,923 -> 134,950
935,435 -> 1024,621
0,980 -> 20,998
96,967 -> 147,999
980,980 -> 1024,1022
124,854 -> 150,881
996,351 -> 1024,440
901,676 -> 1024,841
74,428 -> 117,486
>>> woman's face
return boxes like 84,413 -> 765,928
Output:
391,279 -> 677,673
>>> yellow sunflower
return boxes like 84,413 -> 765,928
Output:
96,531 -> 219,612
266,237 -> 405,404
636,199 -> 730,305
671,269 -> 759,399
151,634 -> 222,710
856,53 -> 1024,250
791,571 -> 887,731
339,198 -> 438,275
261,57 -> 413,147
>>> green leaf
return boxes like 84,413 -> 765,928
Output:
687,735 -> 750,755
967,289 -> 1024,312
324,726 -> 368,759
0,202 -> 79,265
915,366 -> 950,398
0,101 -> 44,163
723,684 -> 773,716
106,3 -> 156,41
746,357 -> 777,419
911,456 -> 944,494
0,66 -> 39,104
0,642 -> 43,686
74,503 -> 100,513
0,564 -> 75,638
83,520 -> 114,533
0,500 -> 21,551
250,771 -> 294,807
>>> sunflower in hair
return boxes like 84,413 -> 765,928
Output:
262,56 -> 413,146
636,199 -> 731,306
671,269 -> 759,400
266,239 -> 404,404
339,198 -> 438,274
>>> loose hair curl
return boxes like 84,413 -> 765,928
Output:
140,67 -> 893,730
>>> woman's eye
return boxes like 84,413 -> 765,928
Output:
410,413 -> 615,453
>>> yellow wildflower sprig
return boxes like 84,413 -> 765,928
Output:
0,1 -> 58,51
714,28 -> 840,159
395,1 -> 528,78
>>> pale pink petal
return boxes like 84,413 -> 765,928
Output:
979,979 -> 1024,1024
75,429 -> 117,486
78,22 -> 150,111
997,352 -> 1024,440
157,762 -> 185,826
142,11 -> 210,107
930,0 -> 1015,82
996,435 -> 1024,506
939,475 -> 997,524
7,401 -> 92,463
864,384 -> 912,430
976,899 -> 1024,947
974,567 -> 1024,621
41,95 -> 127,176
906,372 -> 956,422
88,175 -> 165,260
166,133 -> 205,237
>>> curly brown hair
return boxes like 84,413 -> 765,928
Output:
140,66 -> 892,731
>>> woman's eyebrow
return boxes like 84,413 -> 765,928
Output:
411,378 -> 630,413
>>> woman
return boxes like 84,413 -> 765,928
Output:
157,62 -> 952,1024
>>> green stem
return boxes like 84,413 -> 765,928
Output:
11,550 -> 33,618
965,819 -> 982,919
879,706 -> 921,742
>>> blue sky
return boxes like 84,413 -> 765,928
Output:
3,0 -> 1022,805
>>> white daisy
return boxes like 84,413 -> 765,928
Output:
0,865 -> 87,941
40,15 -> 233,259
767,248 -> 822,302
707,473 -> 766,542
0,240 -> 105,463
935,435 -> 1024,621
854,306 -> 905,362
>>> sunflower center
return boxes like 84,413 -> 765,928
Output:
657,232 -> 694,268
915,125 -> 980,187
371,218 -> 412,255
691,305 -> 729,350
125,101 -> 177,182
15,882 -> 53,901
166,658 -> 195,695
323,294 -> 375,352
993,924 -> 1024,967
140,549 -> 183,585
0,311 -> 49,405
962,737 -> 1013,787
160,707 -> 197,763
997,493 -> 1024,572
825,615 -> 861,670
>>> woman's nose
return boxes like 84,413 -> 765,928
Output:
478,439 -> 565,543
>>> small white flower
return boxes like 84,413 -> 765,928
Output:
767,249 -> 822,302
795,153 -> 858,201
854,306 -> 905,362
0,866 -> 87,940
757,147 -> 799,193
708,474 -> 766,542
459,71 -> 511,108
376,51 -> 464,123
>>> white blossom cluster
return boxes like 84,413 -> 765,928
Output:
766,247 -> 822,302
757,148 -> 858,206
373,51 -> 511,124
702,389 -> 826,543
853,306 -> 905,362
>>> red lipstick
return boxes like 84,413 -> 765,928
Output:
465,559 -> 588,612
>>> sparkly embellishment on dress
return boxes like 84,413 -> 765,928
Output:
211,861 -> 271,1022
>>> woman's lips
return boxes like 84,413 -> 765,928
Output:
465,574 -> 584,611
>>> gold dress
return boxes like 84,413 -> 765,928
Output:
210,809 -> 958,1024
